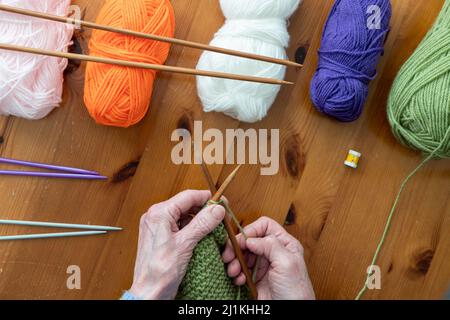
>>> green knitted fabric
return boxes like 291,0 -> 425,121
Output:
388,0 -> 450,158
176,223 -> 248,300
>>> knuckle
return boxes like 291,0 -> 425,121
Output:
259,216 -> 271,224
139,212 -> 151,227
280,257 -> 297,272
179,189 -> 197,200
142,203 -> 166,225
148,204 -> 162,217
149,202 -> 176,220
193,214 -> 212,236
176,234 -> 193,252
264,235 -> 277,247
149,203 -> 161,212
165,202 -> 180,216
259,216 -> 276,226
295,240 -> 305,255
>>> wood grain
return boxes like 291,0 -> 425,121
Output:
0,0 -> 448,300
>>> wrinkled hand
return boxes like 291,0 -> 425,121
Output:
222,217 -> 315,300
129,190 -> 225,300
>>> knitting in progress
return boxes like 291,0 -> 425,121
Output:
310,0 -> 391,122
176,223 -> 246,300
177,167 -> 252,300
84,0 -> 175,128
196,0 -> 301,123
356,0 -> 450,299
0,0 -> 73,120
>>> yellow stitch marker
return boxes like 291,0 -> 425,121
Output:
345,150 -> 361,169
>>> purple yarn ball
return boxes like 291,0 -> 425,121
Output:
310,0 -> 392,122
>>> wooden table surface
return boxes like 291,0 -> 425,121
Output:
0,0 -> 448,300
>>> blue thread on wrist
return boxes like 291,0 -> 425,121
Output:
120,291 -> 140,300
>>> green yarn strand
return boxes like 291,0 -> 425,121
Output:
356,129 -> 449,300
355,146 -> 441,300
357,1 -> 450,299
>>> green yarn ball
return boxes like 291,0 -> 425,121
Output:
388,1 -> 450,158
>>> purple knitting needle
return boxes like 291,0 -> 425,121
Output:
0,157 -> 100,176
0,170 -> 108,180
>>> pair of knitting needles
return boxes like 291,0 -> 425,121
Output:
0,4 -> 301,85
0,219 -> 122,241
200,163 -> 258,300
0,157 -> 107,180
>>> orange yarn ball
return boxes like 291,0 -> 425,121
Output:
84,0 -> 175,127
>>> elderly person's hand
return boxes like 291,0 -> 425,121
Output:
128,190 -> 225,300
222,217 -> 315,300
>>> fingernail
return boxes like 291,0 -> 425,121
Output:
247,238 -> 256,246
211,205 -> 225,219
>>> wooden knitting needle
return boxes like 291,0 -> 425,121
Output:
200,162 -> 217,193
0,43 -> 293,86
210,165 -> 242,202
202,163 -> 258,300
0,3 -> 303,68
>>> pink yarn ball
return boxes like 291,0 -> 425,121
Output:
0,0 -> 74,119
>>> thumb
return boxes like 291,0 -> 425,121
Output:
246,236 -> 286,263
180,205 -> 226,249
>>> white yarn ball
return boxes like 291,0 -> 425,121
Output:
0,0 -> 74,120
196,0 -> 300,123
